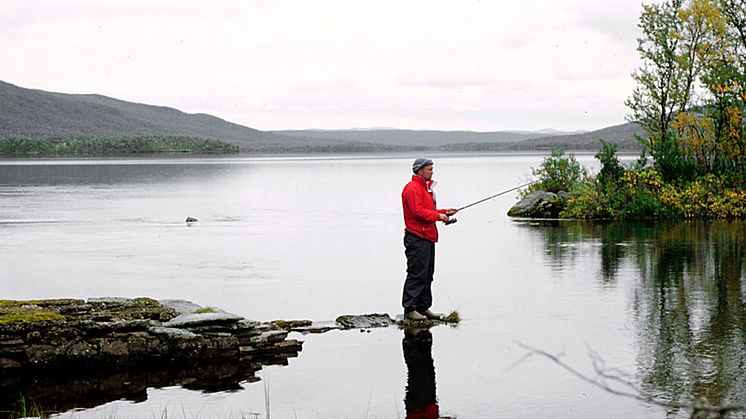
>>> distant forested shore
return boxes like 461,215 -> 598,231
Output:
0,137 -> 239,157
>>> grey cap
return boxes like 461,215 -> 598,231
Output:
412,158 -> 434,173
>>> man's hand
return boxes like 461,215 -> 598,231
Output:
444,208 -> 458,216
438,213 -> 450,222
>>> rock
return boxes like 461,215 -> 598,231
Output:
163,312 -> 244,329
148,327 -> 199,340
0,298 -> 304,384
507,190 -> 566,218
107,319 -> 154,332
270,319 -> 312,330
186,217 -> 198,223
100,339 -> 130,357
335,314 -> 395,329
237,319 -> 262,329
89,297 -> 136,305
159,299 -> 204,314
290,321 -> 343,334
249,330 -> 289,345
0,357 -> 21,369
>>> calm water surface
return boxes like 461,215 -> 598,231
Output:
1,154 -> 744,418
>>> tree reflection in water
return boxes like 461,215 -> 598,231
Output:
519,220 -> 746,415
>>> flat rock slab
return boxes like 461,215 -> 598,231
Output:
159,299 -> 204,314
148,326 -> 199,340
291,321 -> 343,334
250,330 -> 289,344
335,314 -> 395,329
270,319 -> 313,330
163,312 -> 244,328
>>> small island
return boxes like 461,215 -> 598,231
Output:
508,143 -> 746,220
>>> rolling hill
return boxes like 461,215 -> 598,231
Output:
1,80 -> 645,154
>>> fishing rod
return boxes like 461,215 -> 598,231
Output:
445,180 -> 538,225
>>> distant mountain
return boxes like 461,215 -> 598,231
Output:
506,128 -> 588,136
1,79 -> 645,154
271,128 -> 564,147
0,80 -> 358,153
503,122 -> 644,151
275,124 -> 644,152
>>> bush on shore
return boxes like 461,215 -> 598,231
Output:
537,143 -> 746,220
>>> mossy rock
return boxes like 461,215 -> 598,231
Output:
0,297 -> 178,327
397,310 -> 461,328
0,300 -> 71,324
194,307 -> 218,314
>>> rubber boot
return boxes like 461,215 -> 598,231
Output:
419,309 -> 445,320
405,310 -> 427,320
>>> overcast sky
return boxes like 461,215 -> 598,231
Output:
1,0 -> 644,132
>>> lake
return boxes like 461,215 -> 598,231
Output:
1,154 -> 744,418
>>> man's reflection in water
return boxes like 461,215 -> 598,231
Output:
403,326 -> 439,419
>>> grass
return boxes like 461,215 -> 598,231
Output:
399,309 -> 461,328
9,394 -> 48,419
194,307 -> 218,314
445,310 -> 461,323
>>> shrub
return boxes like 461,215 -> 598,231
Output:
595,140 -> 625,192
650,132 -> 699,183
659,174 -> 746,219
528,149 -> 586,194
617,169 -> 666,218
562,181 -> 610,219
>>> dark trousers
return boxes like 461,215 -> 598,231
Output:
402,231 -> 435,313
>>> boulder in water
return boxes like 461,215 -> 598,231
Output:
507,190 -> 566,218
335,313 -> 395,329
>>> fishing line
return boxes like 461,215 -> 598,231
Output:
445,180 -> 538,225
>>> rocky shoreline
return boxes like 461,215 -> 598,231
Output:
0,297 -> 304,373
0,298 -> 456,416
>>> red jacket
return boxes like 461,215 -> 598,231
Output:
402,175 -> 445,242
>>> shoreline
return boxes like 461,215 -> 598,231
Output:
0,149 -> 629,164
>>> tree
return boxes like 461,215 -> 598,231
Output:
626,0 -> 686,151
628,0 -> 745,179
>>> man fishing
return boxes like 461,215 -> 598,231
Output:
401,158 -> 457,321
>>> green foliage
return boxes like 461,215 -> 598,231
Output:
659,173 -> 746,218
627,0 -> 745,181
15,394 -> 48,419
623,192 -> 666,218
562,158 -> 746,220
0,136 -> 239,157
528,149 -> 586,194
650,131 -> 700,182
562,182 -> 611,219
570,0 -> 745,220
444,310 -> 461,323
625,0 -> 686,148
194,307 -> 218,314
595,140 -> 626,192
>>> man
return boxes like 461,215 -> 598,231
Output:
401,158 -> 456,320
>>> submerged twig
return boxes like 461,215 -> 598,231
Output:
513,341 -> 745,418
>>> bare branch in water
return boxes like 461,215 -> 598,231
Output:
513,341 -> 745,418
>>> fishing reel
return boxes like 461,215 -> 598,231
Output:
445,217 -> 458,225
